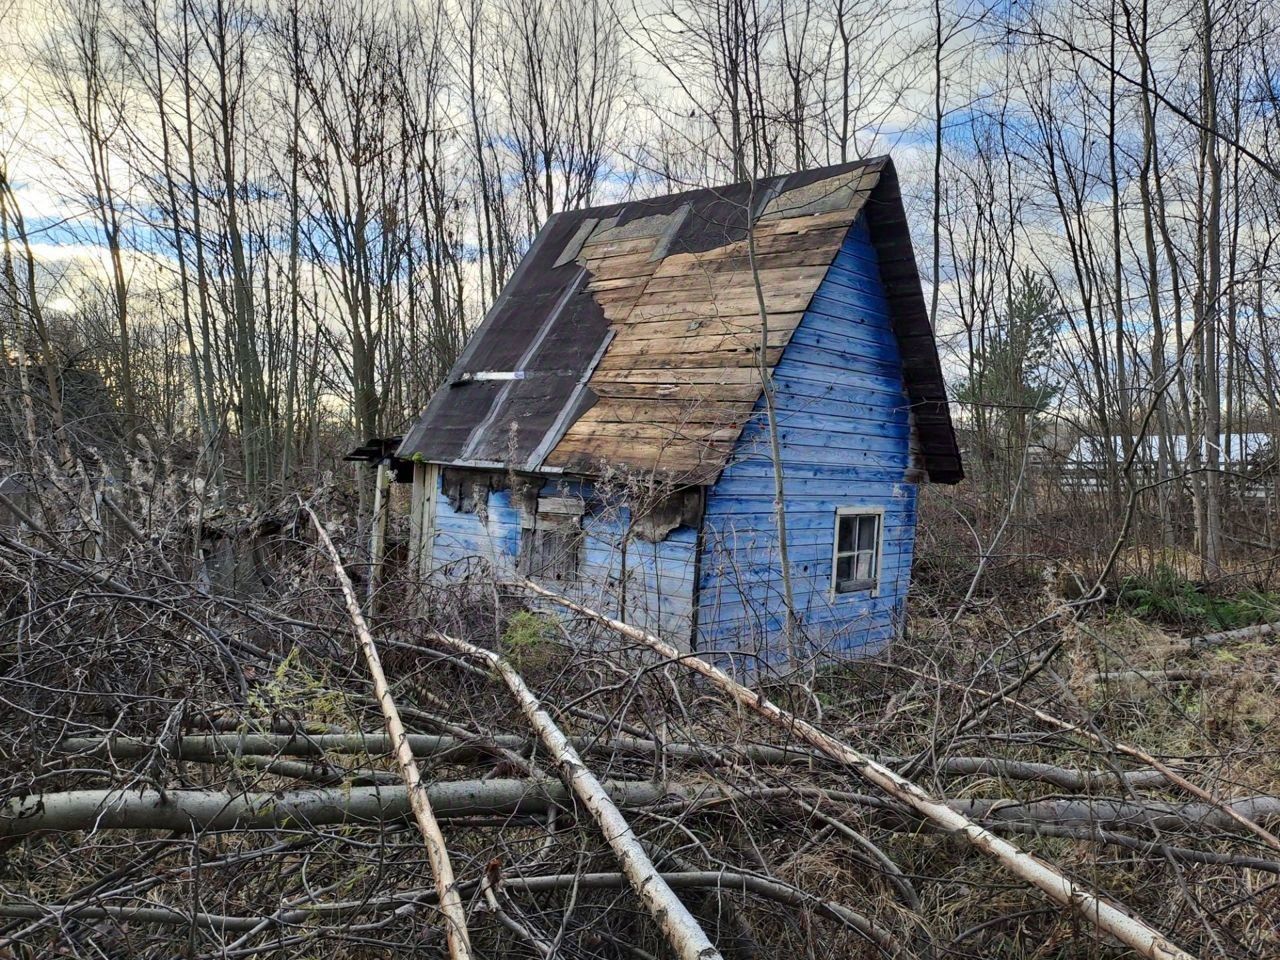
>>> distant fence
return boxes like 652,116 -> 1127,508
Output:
1053,461 -> 1276,500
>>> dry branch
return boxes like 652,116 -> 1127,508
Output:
518,579 -> 1197,960
425,629 -> 725,960
1086,668 -> 1225,685
306,507 -> 473,960
0,870 -> 908,948
886,661 -> 1280,852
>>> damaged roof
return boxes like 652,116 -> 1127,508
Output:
397,156 -> 962,484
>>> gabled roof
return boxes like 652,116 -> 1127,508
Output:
398,156 -> 962,484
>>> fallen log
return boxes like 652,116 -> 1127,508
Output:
0,780 -> 604,836
425,628 -> 725,960
518,579 -> 1196,960
11,780 -> 1278,839
57,734 -> 1171,791
1184,620 -> 1280,652
307,507 -> 472,960
6,781 -> 1278,876
883,660 -> 1280,852
310,515 -> 721,960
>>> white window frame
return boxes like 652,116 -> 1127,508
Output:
831,507 -> 884,598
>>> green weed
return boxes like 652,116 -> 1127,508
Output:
502,610 -> 556,671
1117,565 -> 1280,631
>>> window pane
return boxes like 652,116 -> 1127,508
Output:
834,512 -> 880,592
837,515 -> 854,552
836,554 -> 853,583
854,550 -> 874,581
856,515 -> 878,551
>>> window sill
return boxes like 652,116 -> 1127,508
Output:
834,579 -> 878,595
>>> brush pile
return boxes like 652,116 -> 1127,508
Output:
1,472 -> 1277,959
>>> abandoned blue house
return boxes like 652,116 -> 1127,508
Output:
396,156 -> 962,662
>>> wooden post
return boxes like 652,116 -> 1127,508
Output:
367,460 -> 391,602
408,461 -> 438,580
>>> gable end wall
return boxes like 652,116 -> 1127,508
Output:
696,214 -> 920,661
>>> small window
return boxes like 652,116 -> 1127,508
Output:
833,510 -> 881,594
518,499 -> 584,582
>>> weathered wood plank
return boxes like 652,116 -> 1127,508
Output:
571,398 -> 754,425
589,381 -> 763,403
590,367 -> 763,386
604,323 -> 793,350
549,447 -> 733,479
624,303 -> 802,324
636,266 -> 828,298
579,235 -> 659,259
596,347 -> 783,371
559,421 -> 743,445
651,245 -> 840,278
587,274 -> 660,295
765,206 -> 866,235
584,251 -> 664,281
607,313 -> 804,342
657,223 -> 846,266
631,289 -> 817,313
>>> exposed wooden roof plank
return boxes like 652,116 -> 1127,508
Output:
589,381 -> 764,403
595,347 -> 782,372
607,313 -> 804,341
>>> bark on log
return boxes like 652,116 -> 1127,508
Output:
10,781 -> 1276,841
1185,620 -> 1280,651
57,735 -> 1171,791
0,780 -> 611,836
518,579 -> 1197,960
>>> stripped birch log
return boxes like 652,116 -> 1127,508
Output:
518,579 -> 1195,960
307,508 -> 473,960
426,629 -> 724,960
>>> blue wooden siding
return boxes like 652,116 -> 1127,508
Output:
430,475 -> 697,638
696,213 -> 919,662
